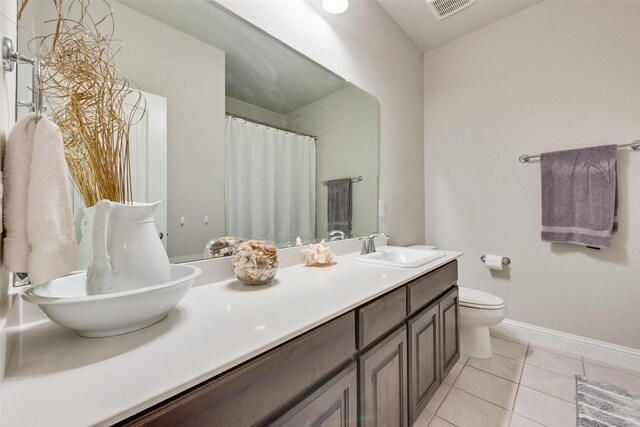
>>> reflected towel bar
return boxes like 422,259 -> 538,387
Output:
322,176 -> 363,186
519,140 -> 640,163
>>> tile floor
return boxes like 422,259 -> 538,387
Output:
414,333 -> 640,427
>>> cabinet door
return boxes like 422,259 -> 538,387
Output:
359,325 -> 408,427
439,287 -> 460,379
408,302 -> 439,424
270,363 -> 358,427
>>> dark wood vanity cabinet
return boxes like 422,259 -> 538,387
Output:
270,363 -> 358,427
406,285 -> 460,424
358,326 -> 409,427
120,313 -> 357,427
439,287 -> 460,379
408,302 -> 440,424
119,260 -> 459,427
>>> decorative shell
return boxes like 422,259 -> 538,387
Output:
204,236 -> 243,259
231,240 -> 280,285
303,240 -> 337,267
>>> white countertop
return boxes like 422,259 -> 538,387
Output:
1,249 -> 462,427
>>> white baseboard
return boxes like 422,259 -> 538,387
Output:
491,319 -> 640,372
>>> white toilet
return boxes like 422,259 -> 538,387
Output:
458,287 -> 507,359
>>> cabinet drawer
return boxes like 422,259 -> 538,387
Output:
269,362 -> 358,426
121,312 -> 356,427
407,260 -> 457,315
357,286 -> 407,349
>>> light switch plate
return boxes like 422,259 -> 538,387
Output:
378,200 -> 386,217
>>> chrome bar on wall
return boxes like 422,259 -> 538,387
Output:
2,37 -> 45,121
322,176 -> 363,186
225,111 -> 318,140
518,140 -> 640,163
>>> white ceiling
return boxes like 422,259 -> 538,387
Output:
377,0 -> 541,52
120,0 -> 347,114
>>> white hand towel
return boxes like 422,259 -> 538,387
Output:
27,116 -> 77,284
3,113 -> 37,272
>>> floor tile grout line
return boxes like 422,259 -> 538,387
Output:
431,343 -> 640,426
512,382 -> 522,412
501,333 -> 582,361
454,363 -> 529,414
447,386 -> 514,417
524,360 -> 583,379
517,345 -> 527,384
582,359 -> 640,378
493,350 -> 528,363
491,332 -> 605,365
515,412 -> 551,427
520,348 -> 580,405
525,343 -> 582,361
462,364 -> 520,386
434,415 -> 459,427
432,384 -> 455,421
510,343 -> 528,413
489,332 -> 528,346
517,382 -> 578,405
490,336 -> 529,361
517,384 -> 576,407
523,360 -> 579,380
431,415 -> 458,427
464,361 -> 523,383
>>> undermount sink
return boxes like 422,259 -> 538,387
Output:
355,246 -> 446,268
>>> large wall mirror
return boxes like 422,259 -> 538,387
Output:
17,0 -> 379,264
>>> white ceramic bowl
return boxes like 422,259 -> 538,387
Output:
23,264 -> 201,337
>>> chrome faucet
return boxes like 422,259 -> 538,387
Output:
360,232 -> 389,255
328,230 -> 347,241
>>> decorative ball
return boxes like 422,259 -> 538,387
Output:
231,240 -> 280,285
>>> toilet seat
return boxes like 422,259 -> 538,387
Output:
459,287 -> 506,310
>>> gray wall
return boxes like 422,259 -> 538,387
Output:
112,3 -> 227,259
285,85 -> 378,239
226,96 -> 288,127
424,1 -> 640,349
217,0 -> 426,246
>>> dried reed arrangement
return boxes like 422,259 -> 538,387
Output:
26,0 -> 144,207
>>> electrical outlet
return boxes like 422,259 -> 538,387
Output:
378,200 -> 386,217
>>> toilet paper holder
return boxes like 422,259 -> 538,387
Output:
480,255 -> 511,265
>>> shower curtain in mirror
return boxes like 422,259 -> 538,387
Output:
225,117 -> 316,244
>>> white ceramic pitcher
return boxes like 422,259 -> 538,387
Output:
86,200 -> 170,295
75,205 -> 96,270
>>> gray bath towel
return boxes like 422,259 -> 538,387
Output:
327,178 -> 352,236
541,144 -> 618,248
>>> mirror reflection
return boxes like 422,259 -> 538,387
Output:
18,0 -> 379,264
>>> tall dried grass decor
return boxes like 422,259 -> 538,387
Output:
25,0 -> 144,207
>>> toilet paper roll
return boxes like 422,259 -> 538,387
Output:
484,254 -> 504,271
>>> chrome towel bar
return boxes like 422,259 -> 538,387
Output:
519,140 -> 640,163
2,37 -> 45,121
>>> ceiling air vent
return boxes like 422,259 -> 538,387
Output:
426,0 -> 476,20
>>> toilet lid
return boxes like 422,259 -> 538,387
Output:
459,287 -> 505,309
